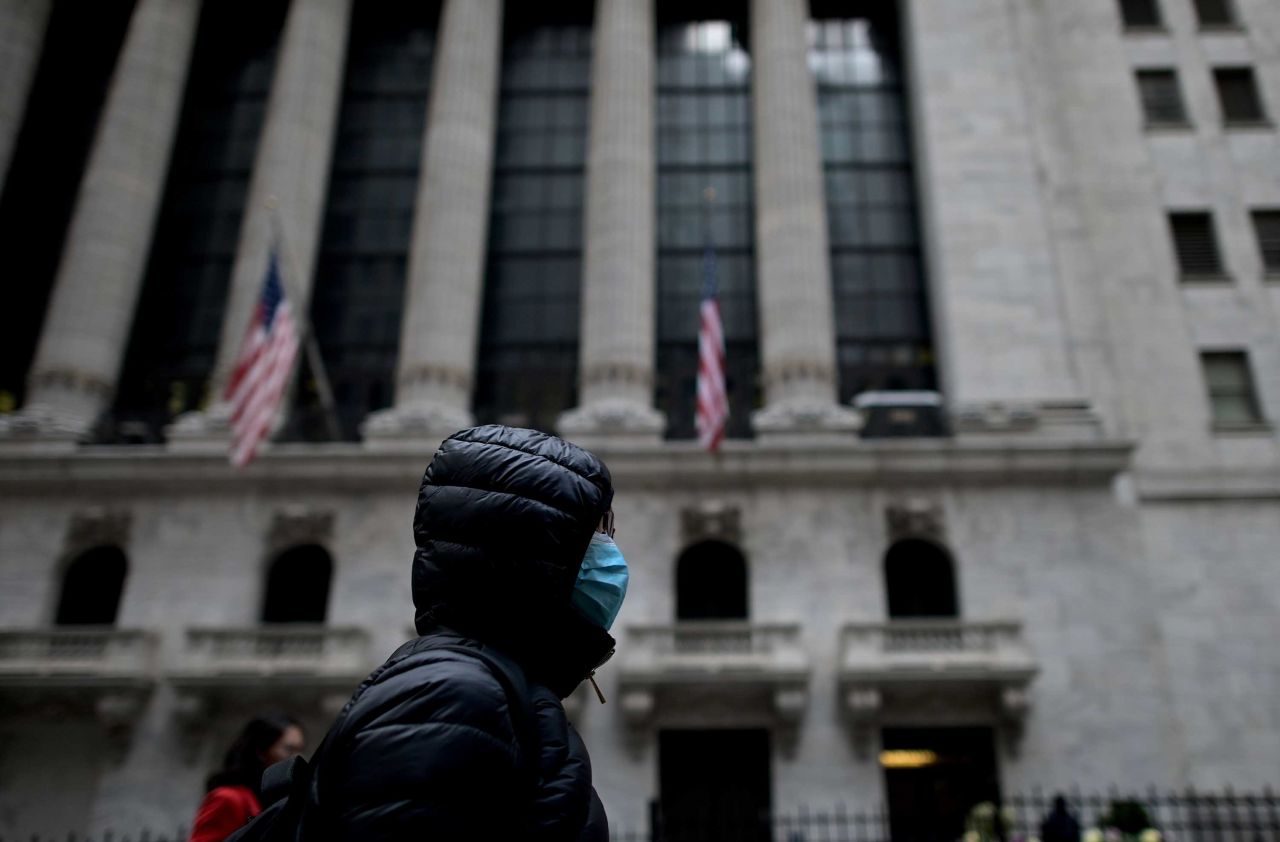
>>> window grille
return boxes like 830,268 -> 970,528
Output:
1136,69 -> 1189,126
1201,351 -> 1264,426
1192,0 -> 1235,27
811,14 -> 936,404
1118,0 -> 1162,28
473,15 -> 593,434
1252,210 -> 1280,274
654,17 -> 760,441
1214,67 -> 1268,125
291,6 -> 439,441
1169,212 -> 1225,277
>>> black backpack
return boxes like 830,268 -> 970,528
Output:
224,643 -> 538,842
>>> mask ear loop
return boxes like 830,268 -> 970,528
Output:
587,673 -> 607,704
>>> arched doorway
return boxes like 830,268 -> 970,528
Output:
883,538 -> 959,618
676,540 -> 749,620
55,545 -> 128,625
261,544 -> 333,623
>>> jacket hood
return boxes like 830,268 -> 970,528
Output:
411,425 -> 616,697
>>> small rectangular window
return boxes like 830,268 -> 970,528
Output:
1169,212 -> 1225,277
1136,70 -> 1189,126
1201,351 -> 1265,426
1252,210 -> 1280,275
1214,67 -> 1268,125
1119,0 -> 1162,28
1192,0 -> 1235,27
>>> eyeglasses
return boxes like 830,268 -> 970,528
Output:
599,510 -> 615,539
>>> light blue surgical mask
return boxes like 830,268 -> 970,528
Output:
570,532 -> 629,630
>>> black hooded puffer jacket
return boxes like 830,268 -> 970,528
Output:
319,426 -> 616,841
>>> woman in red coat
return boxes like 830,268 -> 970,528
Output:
188,713 -> 305,842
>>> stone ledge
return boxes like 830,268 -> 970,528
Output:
1134,467 -> 1280,501
0,436 -> 1137,493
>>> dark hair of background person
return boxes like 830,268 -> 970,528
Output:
205,713 -> 302,795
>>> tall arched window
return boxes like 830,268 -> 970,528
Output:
884,538 -> 958,618
676,540 -> 748,620
55,546 -> 129,625
261,544 -> 333,623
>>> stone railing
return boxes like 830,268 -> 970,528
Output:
627,622 -> 803,659
838,619 -> 1038,723
840,619 -> 1033,672
0,627 -> 158,682
178,625 -> 370,679
618,622 -> 811,723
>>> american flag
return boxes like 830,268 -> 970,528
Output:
225,248 -> 300,467
695,242 -> 729,452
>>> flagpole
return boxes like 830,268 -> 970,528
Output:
265,196 -> 343,442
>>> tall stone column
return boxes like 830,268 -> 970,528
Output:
167,0 -> 353,449
0,0 -> 52,191
749,0 -> 857,437
4,0 -> 201,444
364,0 -> 504,445
557,0 -> 663,443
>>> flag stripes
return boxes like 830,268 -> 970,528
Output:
695,244 -> 728,452
225,250 -> 300,467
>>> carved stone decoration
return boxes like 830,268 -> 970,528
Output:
843,686 -> 882,721
680,504 -> 742,546
773,687 -> 808,722
885,499 -> 945,543
620,687 -> 655,725
268,508 -> 335,555
66,509 -> 132,554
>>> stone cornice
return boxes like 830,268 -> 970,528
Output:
0,437 -> 1135,495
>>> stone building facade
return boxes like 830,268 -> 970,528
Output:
1,0 -> 1278,837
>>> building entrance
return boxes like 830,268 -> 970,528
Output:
882,726 -> 1000,842
658,729 -> 771,842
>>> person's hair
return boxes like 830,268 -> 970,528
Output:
205,712 -> 301,795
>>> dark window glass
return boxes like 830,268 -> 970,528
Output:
1169,212 -> 1225,277
884,539 -> 958,618
56,546 -> 128,626
1137,69 -> 1189,126
655,16 -> 760,441
289,6 -> 439,441
1118,0 -> 1162,28
1201,351 -> 1264,426
473,12 -> 593,433
1192,0 -> 1235,27
0,0 -> 136,411
811,15 -> 936,404
262,544 -> 333,623
109,0 -> 287,443
676,540 -> 748,620
1252,210 -> 1280,274
1214,67 -> 1268,125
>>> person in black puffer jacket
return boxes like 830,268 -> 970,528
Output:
318,425 -> 622,841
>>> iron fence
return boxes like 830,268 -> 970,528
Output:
3,789 -> 1277,842
609,788 -> 1280,842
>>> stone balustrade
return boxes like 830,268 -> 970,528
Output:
838,619 -> 1038,725
0,628 -> 158,685
176,625 -> 370,679
618,622 -> 810,725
